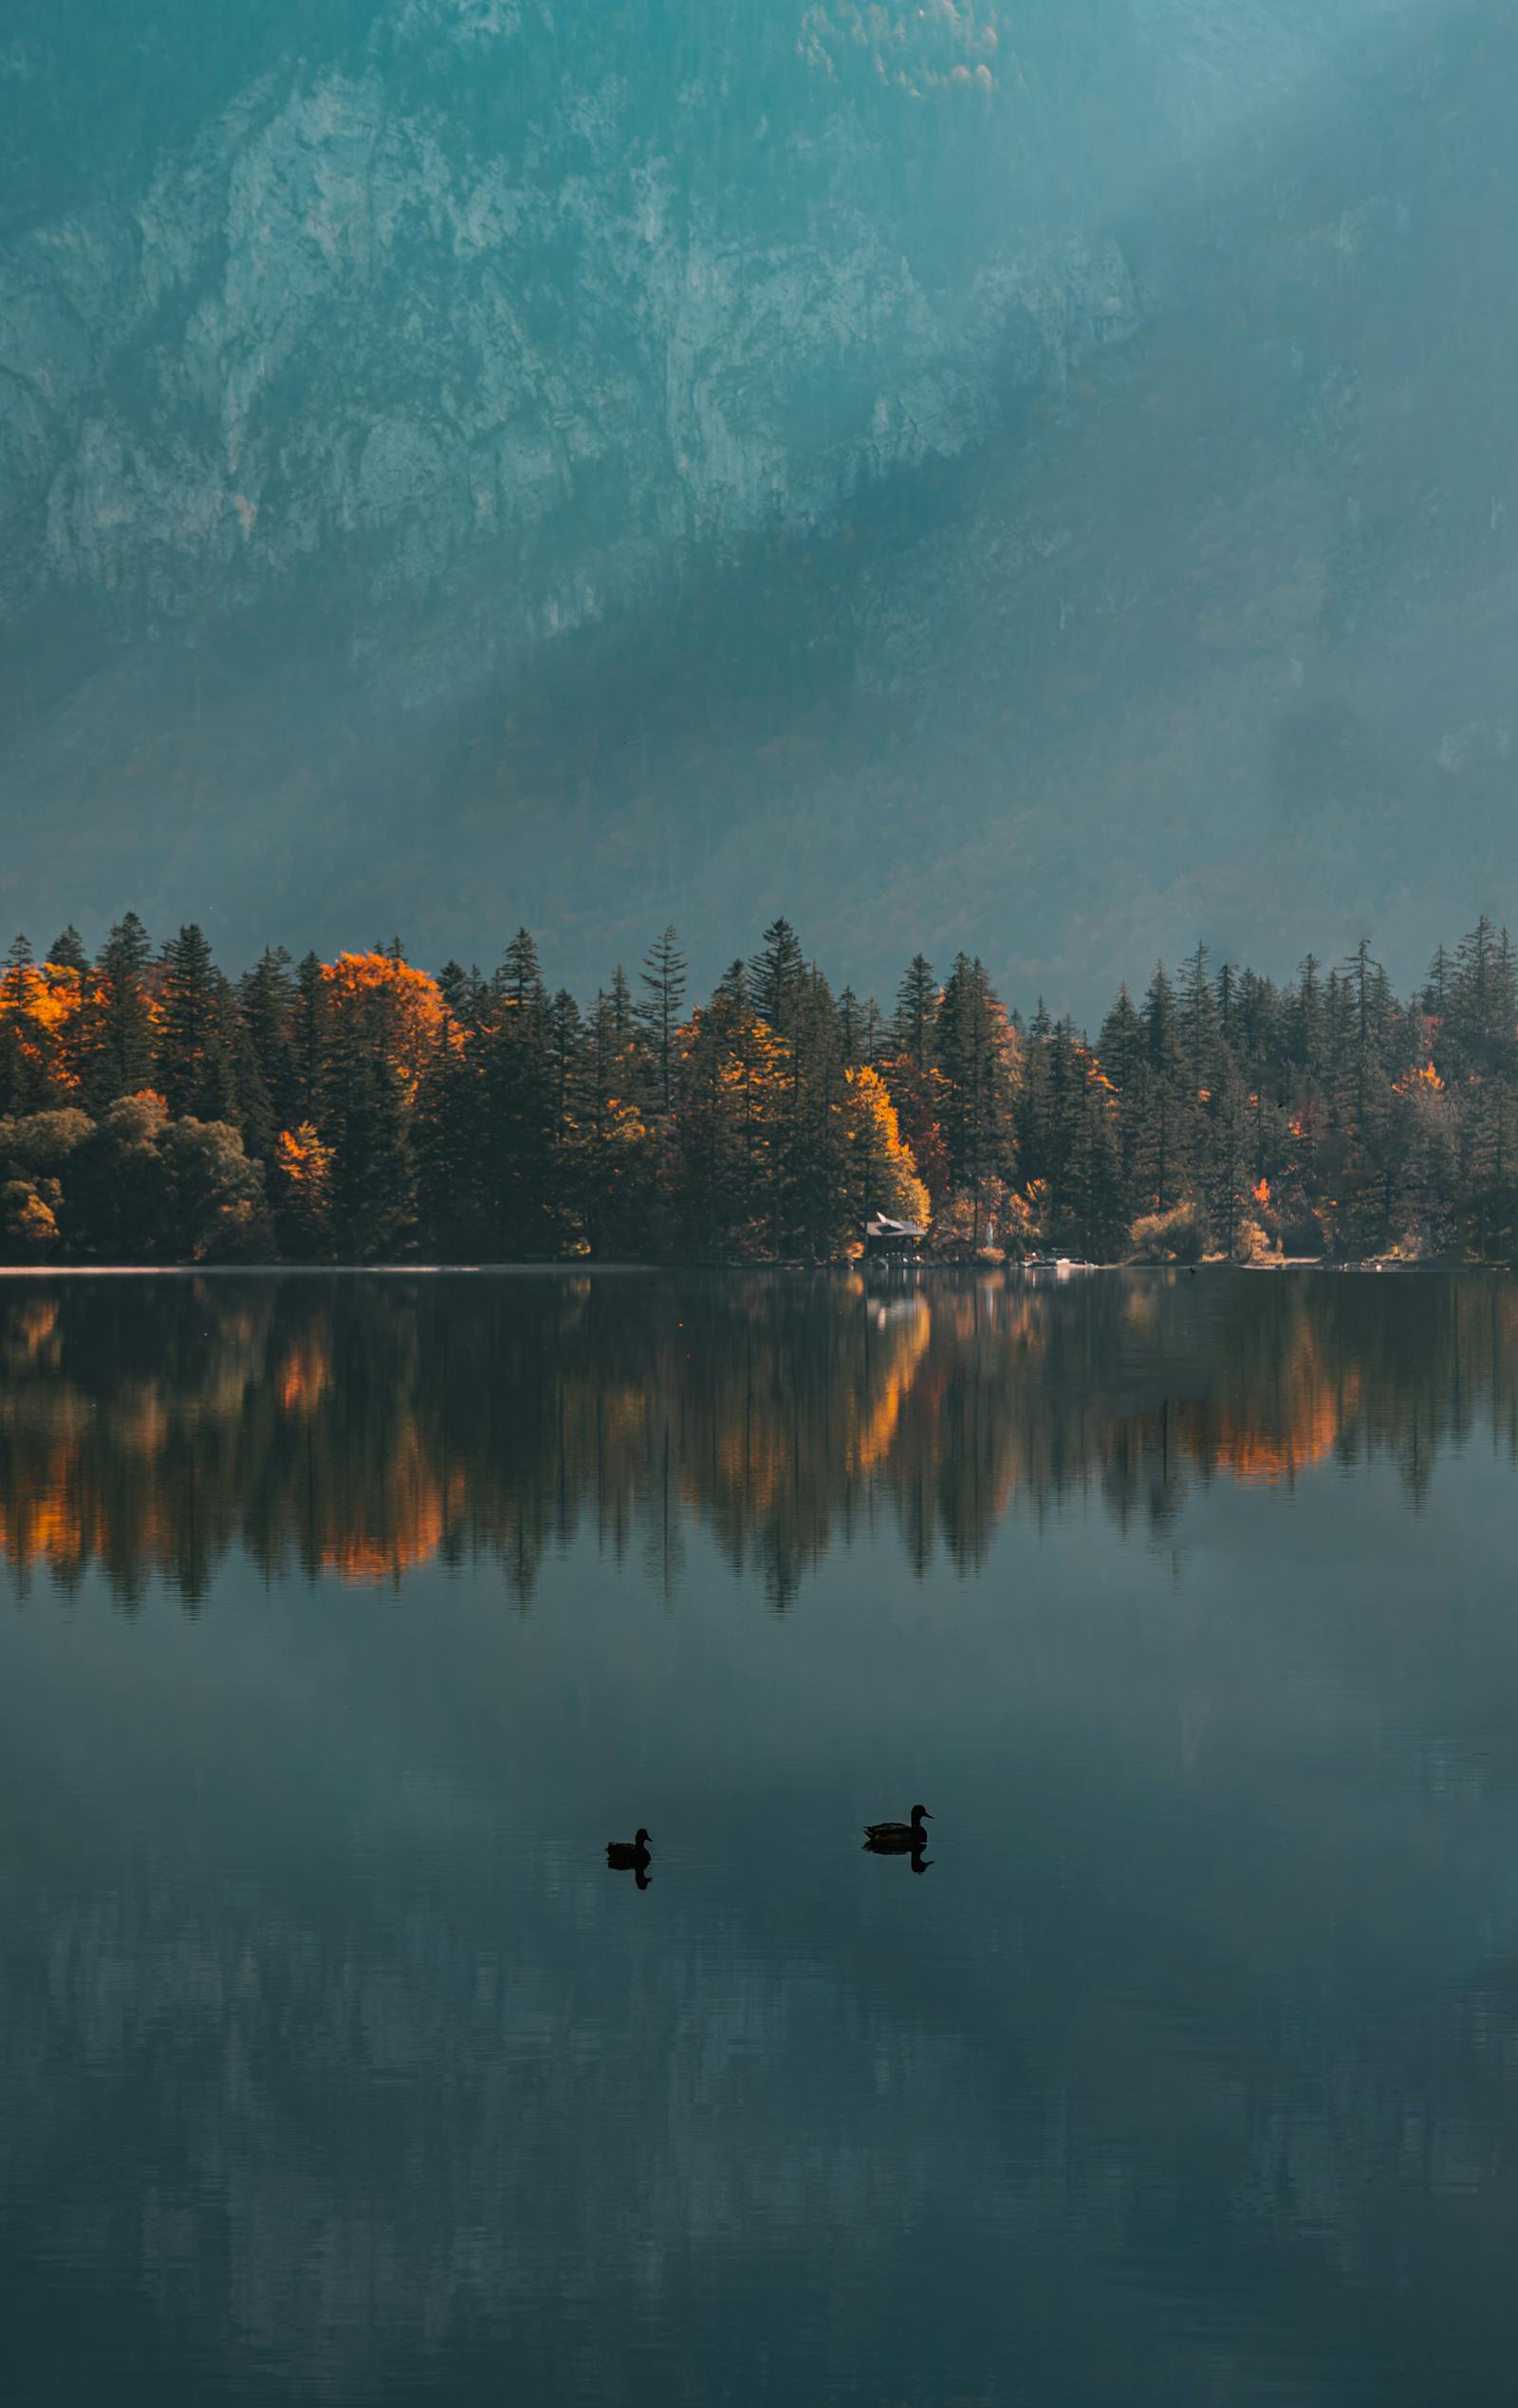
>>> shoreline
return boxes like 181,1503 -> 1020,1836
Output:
0,1256 -> 1498,1278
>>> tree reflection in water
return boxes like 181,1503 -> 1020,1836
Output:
2,1269 -> 1516,1609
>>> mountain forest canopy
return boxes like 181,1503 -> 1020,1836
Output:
1,913 -> 1517,1267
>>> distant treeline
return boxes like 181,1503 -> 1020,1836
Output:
1,913 -> 1517,1264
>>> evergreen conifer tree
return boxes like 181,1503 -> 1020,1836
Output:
291,953 -> 329,1123
639,926 -> 688,1116
90,913 -> 156,1105
935,954 -> 1016,1221
892,955 -> 938,1071
238,948 -> 298,1155
48,927 -> 88,972
749,917 -> 806,1038
327,1048 -> 415,1260
157,924 -> 239,1122
1136,962 -> 1192,1214
481,931 -> 556,1254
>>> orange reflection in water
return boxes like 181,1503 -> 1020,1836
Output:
0,1272 -> 1514,1605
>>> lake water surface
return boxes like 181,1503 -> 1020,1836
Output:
4,1268 -> 1518,2404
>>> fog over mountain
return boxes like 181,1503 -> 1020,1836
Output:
2,0 -> 1514,1012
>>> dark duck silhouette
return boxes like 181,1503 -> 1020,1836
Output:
863,1804 -> 933,1853
606,1828 -> 653,1887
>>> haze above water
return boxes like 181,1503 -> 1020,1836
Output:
3,1270 -> 1518,2402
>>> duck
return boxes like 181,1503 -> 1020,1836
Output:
863,1804 -> 933,1851
606,1828 -> 653,1880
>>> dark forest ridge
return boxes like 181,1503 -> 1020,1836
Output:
1,910 -> 1514,1267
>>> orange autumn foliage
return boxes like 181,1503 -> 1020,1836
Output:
876,1054 -> 952,1205
273,1121 -> 336,1250
1393,1060 -> 1445,1096
841,1064 -> 931,1230
274,1121 -> 335,1189
0,959 -> 88,1093
319,952 -> 447,1102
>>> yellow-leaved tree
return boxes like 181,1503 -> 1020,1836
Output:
272,1121 -> 336,1258
834,1065 -> 929,1248
319,951 -> 448,1106
0,955 -> 88,1104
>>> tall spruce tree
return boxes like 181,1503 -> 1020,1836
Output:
157,924 -> 239,1121
415,985 -> 487,1257
934,954 -> 1016,1213
574,986 -> 657,1257
837,987 -> 864,1065
481,931 -> 555,1255
91,913 -> 156,1105
326,1047 -> 414,1260
639,926 -> 687,1117
1096,983 -> 1148,1229
1177,942 -> 1220,1085
290,953 -> 329,1123
892,954 -> 938,1071
1137,962 -> 1193,1216
750,917 -> 806,1038
238,948 -> 298,1156
48,927 -> 88,972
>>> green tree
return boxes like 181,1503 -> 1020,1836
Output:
237,947 -> 298,1157
291,952 -> 329,1123
480,930 -> 556,1255
326,1049 -> 415,1260
0,1108 -> 93,1256
672,980 -> 783,1256
749,917 -> 806,1039
638,926 -> 687,1118
892,954 -> 939,1072
47,927 -> 88,972
1095,983 -> 1148,1226
71,1095 -> 176,1259
1177,942 -> 1220,1087
415,1009 -> 487,1259
1135,962 -> 1193,1215
934,954 -> 1017,1236
157,923 -> 239,1121
159,1117 -> 271,1260
573,988 -> 657,1257
89,912 -> 156,1105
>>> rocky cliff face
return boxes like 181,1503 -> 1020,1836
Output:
2,5 -> 1149,635
1,0 -> 1513,1004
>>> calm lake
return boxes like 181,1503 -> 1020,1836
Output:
4,1268 -> 1518,2404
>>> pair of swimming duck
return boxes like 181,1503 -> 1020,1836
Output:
607,1804 -> 934,1884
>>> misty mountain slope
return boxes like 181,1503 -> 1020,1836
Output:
2,0 -> 1516,1012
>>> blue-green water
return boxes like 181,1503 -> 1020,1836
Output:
4,1269 -> 1518,2404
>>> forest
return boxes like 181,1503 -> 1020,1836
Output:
0,913 -> 1516,1266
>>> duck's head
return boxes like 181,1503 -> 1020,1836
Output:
635,1828 -> 652,1847
911,1804 -> 933,1822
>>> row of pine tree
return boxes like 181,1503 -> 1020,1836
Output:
0,913 -> 1515,1263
